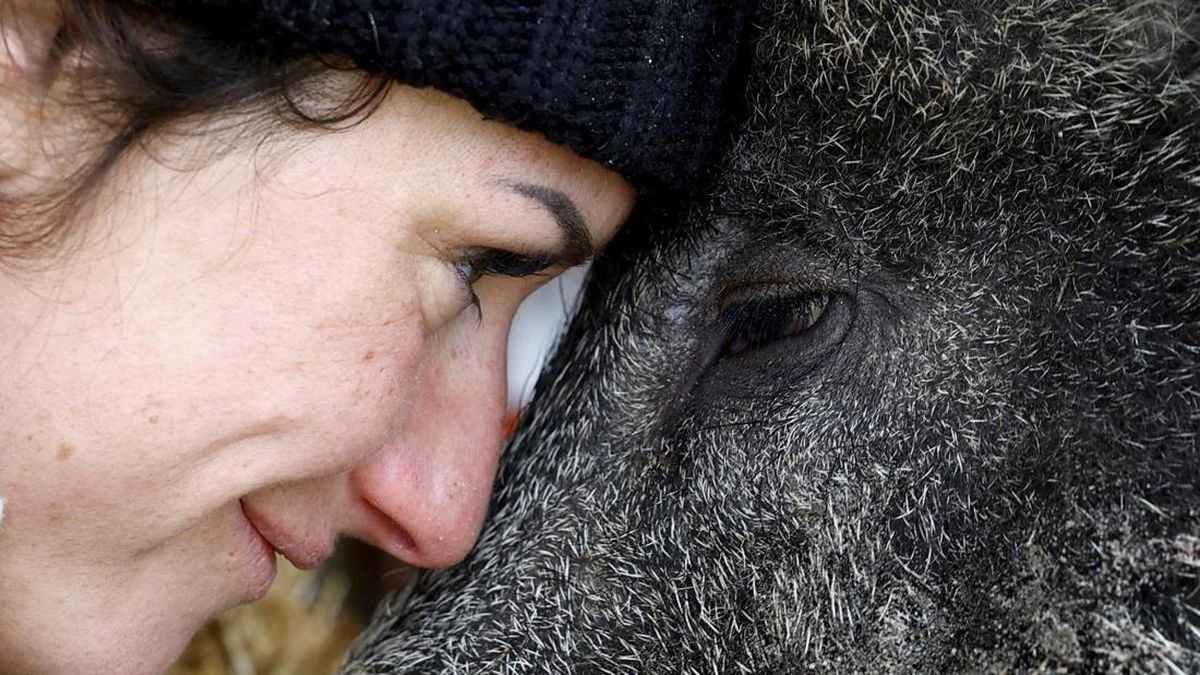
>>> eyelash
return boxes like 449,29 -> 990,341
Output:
455,249 -> 558,309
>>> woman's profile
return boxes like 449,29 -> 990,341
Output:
0,1 -> 757,672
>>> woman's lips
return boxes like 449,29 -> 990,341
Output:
239,499 -> 333,571
236,499 -> 278,600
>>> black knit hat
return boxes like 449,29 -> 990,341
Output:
156,0 -> 759,192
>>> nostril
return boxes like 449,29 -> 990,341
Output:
358,496 -> 418,559
349,444 -> 500,568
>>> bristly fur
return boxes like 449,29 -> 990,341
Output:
345,0 -> 1200,672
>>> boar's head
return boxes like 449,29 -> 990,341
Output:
346,0 -> 1200,671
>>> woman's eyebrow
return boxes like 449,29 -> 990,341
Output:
505,182 -> 595,267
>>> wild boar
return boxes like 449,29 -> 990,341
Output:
345,0 -> 1200,671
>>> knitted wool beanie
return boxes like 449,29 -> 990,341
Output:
156,0 -> 760,193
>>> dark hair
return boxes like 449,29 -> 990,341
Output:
0,0 -> 387,260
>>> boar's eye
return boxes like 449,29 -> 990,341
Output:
718,291 -> 851,359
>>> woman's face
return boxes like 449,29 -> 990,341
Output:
0,85 -> 633,673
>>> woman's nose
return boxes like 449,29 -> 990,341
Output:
348,319 -> 510,569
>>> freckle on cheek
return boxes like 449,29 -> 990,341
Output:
56,443 -> 75,462
46,501 -> 63,524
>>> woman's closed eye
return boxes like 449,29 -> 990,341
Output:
455,248 -> 560,310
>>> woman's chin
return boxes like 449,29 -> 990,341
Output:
235,499 -> 282,603
10,617 -> 201,675
127,504 -> 283,670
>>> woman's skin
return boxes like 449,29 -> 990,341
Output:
0,78 -> 634,672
